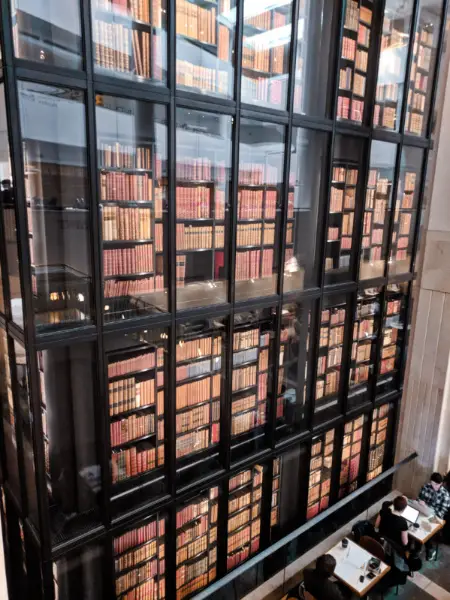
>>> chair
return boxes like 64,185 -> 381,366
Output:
298,580 -> 317,600
358,535 -> 386,561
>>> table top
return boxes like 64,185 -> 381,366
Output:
408,514 -> 445,543
328,539 -> 390,597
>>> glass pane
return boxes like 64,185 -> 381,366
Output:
39,342 -> 102,543
54,543 -> 105,600
405,0 -> 445,136
231,308 -> 275,463
359,141 -> 397,280
377,282 -> 408,397
373,0 -> 414,131
176,0 -> 235,98
114,513 -> 165,599
325,135 -> 365,284
389,147 -> 424,275
294,0 -> 338,117
315,294 -> 349,418
284,127 -> 328,293
175,318 -> 226,485
105,328 -> 167,492
367,403 -> 393,481
176,485 -> 218,599
348,288 -> 382,410
241,0 -> 293,110
11,0 -> 83,69
236,119 -> 285,301
92,0 -> 167,85
337,0 -> 374,124
276,300 -> 313,441
339,414 -> 365,498
18,82 -> 91,332
96,94 -> 168,322
227,464 -> 264,571
175,109 -> 232,309
307,428 -> 335,520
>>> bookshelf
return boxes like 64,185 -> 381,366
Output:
337,0 -> 373,123
367,403 -> 393,481
271,457 -> 281,530
307,429 -> 335,520
241,1 -> 292,110
359,141 -> 396,280
114,515 -> 166,599
175,109 -> 231,309
348,290 -> 381,410
373,1 -> 413,131
339,415 -> 365,498
176,486 -> 218,599
96,94 -> 168,322
92,0 -> 167,84
227,464 -> 263,570
176,0 -> 235,98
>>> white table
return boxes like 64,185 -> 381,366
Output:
328,539 -> 390,597
408,514 -> 445,544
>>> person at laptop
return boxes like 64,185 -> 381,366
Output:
418,473 -> 450,559
303,554 -> 349,600
376,495 -> 409,548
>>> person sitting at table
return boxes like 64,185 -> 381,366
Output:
418,472 -> 450,559
443,472 -> 450,543
303,554 -> 349,600
376,495 -> 409,549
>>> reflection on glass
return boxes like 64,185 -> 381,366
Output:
315,295 -> 348,415
236,119 -> 285,301
231,308 -> 275,462
39,342 -> 102,542
389,147 -> 424,275
18,82 -> 91,332
373,0 -> 414,131
96,94 -> 168,322
176,109 -> 231,309
360,141 -> 397,280
339,415 -> 365,498
106,328 -> 167,487
114,514 -> 165,600
325,135 -> 364,283
92,0 -> 167,84
367,403 -> 393,481
405,0 -> 444,136
276,301 -> 312,440
348,289 -> 381,410
241,0 -> 292,110
294,0 -> 337,116
54,543 -> 104,600
11,0 -> 83,68
284,128 -> 327,292
176,0 -> 235,98
227,464 -> 264,570
337,0 -> 373,123
175,318 -> 225,484
176,486 -> 218,599
307,428 -> 335,520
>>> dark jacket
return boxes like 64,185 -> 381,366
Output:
304,568 -> 346,600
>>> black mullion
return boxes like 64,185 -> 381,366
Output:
371,285 -> 388,404
363,0 -> 386,129
330,420 -> 344,506
342,290 -> 358,415
399,0 -> 422,135
397,279 -> 414,391
0,196 -> 12,321
383,143 -> 404,281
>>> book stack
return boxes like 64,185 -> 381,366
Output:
102,207 -> 152,241
271,457 -> 281,528
339,415 -> 364,498
176,487 -> 218,600
316,306 -> 346,404
235,248 -> 273,281
307,429 -> 334,520
227,465 -> 263,570
93,0 -> 164,81
367,404 -> 391,481
114,515 -> 165,600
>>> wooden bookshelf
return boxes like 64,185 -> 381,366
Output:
367,403 -> 392,481
337,0 -> 373,123
307,429 -> 335,520
390,168 -> 419,274
227,465 -> 263,570
271,457 -> 281,528
339,415 -> 364,498
315,304 -> 346,411
176,487 -> 218,599
405,26 -> 435,135
377,286 -> 405,395
114,515 -> 165,600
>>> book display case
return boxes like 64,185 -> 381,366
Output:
0,0 -> 446,598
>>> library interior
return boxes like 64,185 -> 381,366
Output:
0,1 -> 450,600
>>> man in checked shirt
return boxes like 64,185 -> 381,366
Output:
418,472 -> 450,560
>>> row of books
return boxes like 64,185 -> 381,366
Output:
109,350 -> 157,377
232,365 -> 257,391
95,0 -> 164,27
176,357 -> 220,381
176,335 -> 221,361
234,328 -> 266,351
114,519 -> 164,556
176,0 -> 217,45
98,143 -> 152,170
102,206 -> 152,241
231,404 -> 266,436
104,244 -> 154,276
316,370 -> 339,399
176,224 -> 224,250
177,514 -> 208,549
116,557 -> 159,596
330,187 -> 355,213
115,537 -> 157,574
235,248 -> 273,281
176,186 -> 212,219
236,222 -> 275,247
176,159 -> 225,182
176,401 -> 219,434
112,443 -> 163,483
376,82 -> 399,102
307,429 -> 334,520
100,171 -> 155,202
104,275 -> 164,298
176,533 -> 208,565
333,167 -> 358,185
238,189 -> 277,220
241,77 -> 284,106
337,96 -> 364,122
176,60 -> 229,96
111,412 -> 155,447
176,374 -> 220,408
239,163 -> 279,186
109,377 -> 157,415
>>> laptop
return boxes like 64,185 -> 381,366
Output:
408,499 -> 434,517
401,504 -> 420,525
